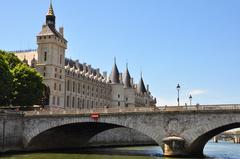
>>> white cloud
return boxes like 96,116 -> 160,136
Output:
189,89 -> 207,96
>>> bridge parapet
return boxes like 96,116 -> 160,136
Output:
24,104 -> 240,116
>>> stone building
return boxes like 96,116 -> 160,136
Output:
14,2 -> 156,109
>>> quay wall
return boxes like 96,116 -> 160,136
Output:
0,111 -> 24,153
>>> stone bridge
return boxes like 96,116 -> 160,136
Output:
1,104 -> 240,157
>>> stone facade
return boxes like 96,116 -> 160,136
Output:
13,3 -> 156,109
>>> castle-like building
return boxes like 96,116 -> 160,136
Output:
14,3 -> 156,109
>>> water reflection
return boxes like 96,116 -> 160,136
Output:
1,142 -> 240,159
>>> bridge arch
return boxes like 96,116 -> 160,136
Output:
24,115 -> 165,150
187,122 -> 240,156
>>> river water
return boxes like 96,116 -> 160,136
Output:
1,142 -> 239,159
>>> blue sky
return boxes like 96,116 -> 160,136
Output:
1,0 -> 240,106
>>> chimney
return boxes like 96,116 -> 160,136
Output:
42,24 -> 47,30
59,27 -> 64,36
147,84 -> 149,93
88,65 -> 92,73
75,60 -> 79,68
119,73 -> 123,83
103,71 -> 107,79
131,78 -> 134,86
83,63 -> 87,72
96,68 -> 100,75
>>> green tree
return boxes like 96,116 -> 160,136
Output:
0,50 -> 21,69
11,63 -> 44,106
0,54 -> 13,106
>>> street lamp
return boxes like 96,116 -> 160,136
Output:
176,84 -> 181,106
189,94 -> 192,106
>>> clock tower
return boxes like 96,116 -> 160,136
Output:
36,2 -> 67,108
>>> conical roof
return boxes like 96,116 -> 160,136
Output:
137,76 -> 147,94
123,65 -> 131,88
110,59 -> 120,84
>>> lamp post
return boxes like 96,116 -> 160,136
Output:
189,94 -> 192,106
176,84 -> 181,106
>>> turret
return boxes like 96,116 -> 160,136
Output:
110,58 -> 120,84
123,64 -> 132,88
137,73 -> 147,94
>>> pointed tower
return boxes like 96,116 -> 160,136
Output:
110,58 -> 120,84
137,73 -> 147,94
46,1 -> 56,27
123,63 -> 132,88
36,2 -> 67,108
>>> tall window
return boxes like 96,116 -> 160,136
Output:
57,97 -> 60,106
67,80 -> 70,91
44,52 -> 47,61
73,82 -> 75,92
87,100 -> 89,109
54,83 -> 57,90
52,96 -> 55,105
82,99 -> 85,109
72,97 -> 75,108
67,96 -> 69,107
78,83 -> 81,93
77,98 -> 79,108
60,54 -> 62,64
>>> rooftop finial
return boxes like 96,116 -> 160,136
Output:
114,57 -> 116,64
47,0 -> 55,16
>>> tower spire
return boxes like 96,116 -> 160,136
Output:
46,0 -> 56,27
123,62 -> 132,88
47,0 -> 55,16
137,69 -> 147,94
114,57 -> 116,64
110,57 -> 120,84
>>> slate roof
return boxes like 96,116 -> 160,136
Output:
110,62 -> 120,84
137,77 -> 147,94
123,67 -> 131,88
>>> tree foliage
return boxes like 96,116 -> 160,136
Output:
0,50 -> 21,69
0,54 -> 12,105
0,50 -> 44,107
12,63 -> 44,106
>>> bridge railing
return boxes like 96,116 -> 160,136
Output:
24,104 -> 240,116
24,107 -> 157,116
